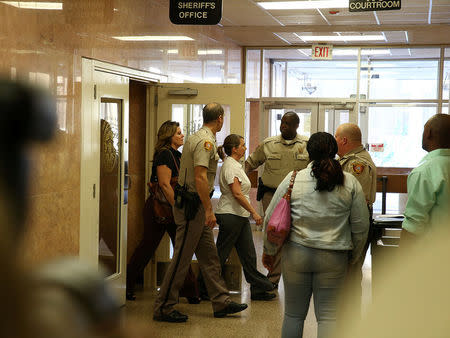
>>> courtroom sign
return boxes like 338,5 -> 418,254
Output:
170,0 -> 222,25
312,45 -> 333,60
349,0 -> 401,12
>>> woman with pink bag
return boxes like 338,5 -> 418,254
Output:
262,132 -> 369,338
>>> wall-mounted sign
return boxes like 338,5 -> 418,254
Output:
349,0 -> 401,12
170,0 -> 222,25
370,143 -> 385,152
312,44 -> 333,60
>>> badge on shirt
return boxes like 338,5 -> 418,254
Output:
204,141 -> 213,151
352,162 -> 365,175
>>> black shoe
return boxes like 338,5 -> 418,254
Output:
200,293 -> 210,301
213,301 -> 248,318
186,296 -> 201,304
126,291 -> 136,301
251,291 -> 276,301
153,310 -> 188,323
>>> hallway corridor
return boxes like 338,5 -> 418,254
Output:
123,231 -> 372,338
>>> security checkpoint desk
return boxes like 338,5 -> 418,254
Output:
371,167 -> 411,295
371,215 -> 404,295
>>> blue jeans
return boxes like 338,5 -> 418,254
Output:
281,241 -> 348,338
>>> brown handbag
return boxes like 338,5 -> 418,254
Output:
148,177 -> 177,224
148,149 -> 179,224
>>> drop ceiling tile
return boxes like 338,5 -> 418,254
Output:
383,31 -> 408,43
325,11 -> 377,25
431,11 -> 450,23
226,31 -> 289,46
433,0 -> 450,5
378,12 -> 428,24
222,0 -> 283,26
275,32 -> 305,44
276,14 -> 328,25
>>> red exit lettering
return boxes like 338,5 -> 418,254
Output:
314,47 -> 329,57
312,45 -> 332,59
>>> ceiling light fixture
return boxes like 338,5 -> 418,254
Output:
299,35 -> 385,42
113,36 -> 194,41
1,1 -> 62,9
198,49 -> 223,55
257,0 -> 349,10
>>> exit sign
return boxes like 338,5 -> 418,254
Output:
312,45 -> 333,60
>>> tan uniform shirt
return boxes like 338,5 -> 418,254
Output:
339,145 -> 377,206
246,134 -> 309,188
178,126 -> 219,193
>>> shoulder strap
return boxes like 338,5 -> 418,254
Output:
168,149 -> 180,175
283,170 -> 298,201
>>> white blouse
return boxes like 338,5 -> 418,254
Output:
215,156 -> 251,217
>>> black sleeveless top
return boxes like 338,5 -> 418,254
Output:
150,147 -> 181,183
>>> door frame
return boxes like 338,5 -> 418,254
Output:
150,83 -> 246,158
254,97 -> 358,140
145,82 -> 246,289
318,102 -> 356,135
80,58 -> 160,303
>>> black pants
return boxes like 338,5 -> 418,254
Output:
199,213 -> 273,296
126,197 -> 199,298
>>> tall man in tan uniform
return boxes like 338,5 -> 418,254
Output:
154,103 -> 247,323
245,112 -> 309,285
335,123 -> 376,315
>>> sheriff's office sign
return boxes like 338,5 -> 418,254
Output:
170,0 -> 222,25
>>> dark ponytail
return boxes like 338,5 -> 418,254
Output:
217,145 -> 226,161
218,134 -> 243,160
307,132 -> 344,192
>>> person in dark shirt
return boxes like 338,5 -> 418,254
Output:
126,121 -> 200,303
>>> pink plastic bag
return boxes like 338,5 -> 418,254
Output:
267,171 -> 298,246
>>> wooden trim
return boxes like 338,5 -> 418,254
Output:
376,167 -> 413,194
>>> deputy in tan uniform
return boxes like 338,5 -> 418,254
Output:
153,103 -> 247,323
245,112 -> 309,285
335,123 -> 376,316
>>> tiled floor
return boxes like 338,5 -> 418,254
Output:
123,231 -> 372,338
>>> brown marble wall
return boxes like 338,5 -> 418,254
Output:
0,1 -> 241,264
127,80 -> 147,262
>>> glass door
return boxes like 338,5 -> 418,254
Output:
264,103 -> 318,137
98,98 -> 124,277
319,103 -> 355,135
79,66 -> 129,305
171,103 -> 231,147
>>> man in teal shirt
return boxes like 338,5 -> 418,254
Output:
402,114 -> 450,244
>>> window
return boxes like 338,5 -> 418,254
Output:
443,48 -> 450,100
246,49 -> 261,98
269,109 -> 311,138
272,61 -> 286,97
286,60 -> 357,98
367,105 -> 436,167
360,48 -> 440,100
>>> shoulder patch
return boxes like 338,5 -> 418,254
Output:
204,141 -> 213,151
264,136 -> 278,144
352,162 -> 365,175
